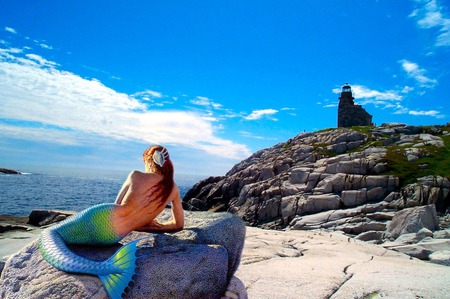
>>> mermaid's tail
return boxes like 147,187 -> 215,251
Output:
39,229 -> 142,299
38,204 -> 143,299
99,239 -> 141,299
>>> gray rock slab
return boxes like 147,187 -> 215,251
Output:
384,204 -> 439,239
237,227 -> 450,299
429,250 -> 450,266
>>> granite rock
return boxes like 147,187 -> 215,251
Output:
384,205 -> 439,240
183,125 -> 448,235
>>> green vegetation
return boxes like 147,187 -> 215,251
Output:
347,125 -> 375,135
385,134 -> 450,185
363,291 -> 380,299
310,125 -> 450,186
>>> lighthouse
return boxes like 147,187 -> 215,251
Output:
337,83 -> 373,127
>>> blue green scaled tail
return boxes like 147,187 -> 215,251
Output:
38,203 -> 141,299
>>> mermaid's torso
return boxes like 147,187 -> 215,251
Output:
53,203 -> 122,245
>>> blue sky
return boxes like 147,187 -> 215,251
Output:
1,0 -> 449,176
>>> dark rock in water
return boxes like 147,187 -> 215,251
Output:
0,210 -> 246,299
0,168 -> 21,174
28,210 -> 75,226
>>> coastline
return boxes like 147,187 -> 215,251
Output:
0,215 -> 42,262
0,215 -> 29,225
2,213 -> 450,298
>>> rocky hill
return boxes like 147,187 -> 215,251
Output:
183,123 -> 450,241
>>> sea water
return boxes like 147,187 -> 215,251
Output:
0,169 -> 206,216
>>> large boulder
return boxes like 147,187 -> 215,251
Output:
384,205 -> 439,240
0,210 -> 246,299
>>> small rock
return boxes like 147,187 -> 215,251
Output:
433,229 -> 450,239
394,233 -> 420,245
417,228 -> 434,239
429,250 -> 450,266
355,230 -> 383,242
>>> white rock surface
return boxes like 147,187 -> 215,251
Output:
235,227 -> 450,299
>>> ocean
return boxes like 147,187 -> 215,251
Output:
0,169 -> 206,217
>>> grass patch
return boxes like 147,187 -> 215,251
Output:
347,125 -> 375,135
384,135 -> 450,185
363,291 -> 380,299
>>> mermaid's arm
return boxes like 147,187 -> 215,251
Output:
136,185 -> 184,233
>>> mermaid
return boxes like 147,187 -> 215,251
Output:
39,145 -> 184,299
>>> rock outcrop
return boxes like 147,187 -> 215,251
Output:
0,168 -> 21,174
183,123 -> 450,261
0,210 -> 246,299
184,123 -> 449,226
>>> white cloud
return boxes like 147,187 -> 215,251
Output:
244,109 -> 278,121
323,103 -> 338,108
0,48 -> 251,160
132,89 -> 163,100
39,43 -> 53,50
401,86 -> 414,93
332,85 -> 402,102
25,53 -> 59,67
393,104 -> 443,118
399,59 -> 437,88
280,107 -> 297,116
239,131 -> 277,140
5,27 -> 17,34
410,0 -> 450,47
190,96 -> 223,109
408,109 -> 440,116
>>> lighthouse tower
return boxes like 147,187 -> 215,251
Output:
337,83 -> 373,127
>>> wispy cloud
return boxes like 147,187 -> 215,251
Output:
132,90 -> 163,100
25,53 -> 59,67
323,103 -> 338,108
399,59 -> 438,88
410,0 -> 450,47
0,47 -> 251,160
4,27 -> 17,34
239,131 -> 277,140
408,109 -> 441,116
39,43 -> 53,50
190,96 -> 223,109
332,84 -> 402,105
332,83 -> 443,118
394,105 -> 444,118
244,109 -> 278,121
280,107 -> 297,116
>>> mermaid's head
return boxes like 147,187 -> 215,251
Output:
142,145 -> 174,207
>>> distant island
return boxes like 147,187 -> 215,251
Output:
0,168 -> 22,174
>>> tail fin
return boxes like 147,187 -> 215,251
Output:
98,238 -> 143,299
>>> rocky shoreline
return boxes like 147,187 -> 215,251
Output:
182,123 -> 450,267
1,209 -> 450,298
